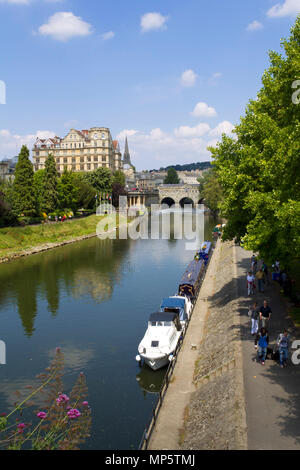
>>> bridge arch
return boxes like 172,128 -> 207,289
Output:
161,197 -> 176,207
179,197 -> 194,208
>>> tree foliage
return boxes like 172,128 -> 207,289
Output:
12,146 -> 36,216
198,169 -> 223,215
164,167 -> 180,184
210,16 -> 300,267
42,154 -> 58,213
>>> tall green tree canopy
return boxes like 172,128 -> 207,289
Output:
164,168 -> 180,184
83,167 -> 112,193
13,145 -> 36,216
210,16 -> 300,267
57,168 -> 78,212
42,154 -> 58,213
198,169 -> 223,215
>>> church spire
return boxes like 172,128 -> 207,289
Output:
123,137 -> 132,166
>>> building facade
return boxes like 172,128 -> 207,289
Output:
32,127 -> 123,174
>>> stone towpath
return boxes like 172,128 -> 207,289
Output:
148,240 -> 300,450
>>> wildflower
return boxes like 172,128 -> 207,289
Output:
37,412 -> 47,420
56,394 -> 70,405
82,401 -> 89,407
56,347 -> 61,353
17,423 -> 26,433
0,413 -> 6,417
67,409 -> 81,420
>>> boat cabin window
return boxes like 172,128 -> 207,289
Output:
151,341 -> 159,347
164,308 -> 180,314
150,321 -> 172,327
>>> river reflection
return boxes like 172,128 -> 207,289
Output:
0,238 -> 130,336
0,212 -> 218,449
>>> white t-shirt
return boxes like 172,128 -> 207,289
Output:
247,275 -> 254,284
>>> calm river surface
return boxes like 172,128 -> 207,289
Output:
0,211 -> 217,449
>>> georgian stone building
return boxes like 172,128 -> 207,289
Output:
32,127 -> 123,174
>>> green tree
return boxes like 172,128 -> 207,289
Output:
57,168 -> 78,212
83,167 -> 112,193
210,16 -> 300,267
198,169 -> 223,215
42,154 -> 58,213
12,145 -> 36,216
112,170 -> 126,187
164,168 -> 180,184
33,169 -> 45,213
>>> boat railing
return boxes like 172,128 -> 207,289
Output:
138,242 -> 214,451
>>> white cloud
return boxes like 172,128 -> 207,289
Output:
116,120 -> 234,169
209,121 -> 234,137
141,12 -> 169,33
174,123 -> 211,138
37,12 -> 93,41
267,0 -> 300,17
191,102 -> 217,118
247,20 -> 264,31
180,69 -> 197,87
101,31 -> 115,41
0,129 -> 56,159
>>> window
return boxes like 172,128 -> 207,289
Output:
101,133 -> 106,139
151,341 -> 159,348
93,156 -> 98,162
80,157 -> 84,163
87,164 -> 91,170
80,165 -> 84,171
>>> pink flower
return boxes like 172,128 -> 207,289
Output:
67,409 -> 81,420
17,423 -> 26,433
37,412 -> 47,420
82,401 -> 89,407
56,394 -> 70,405
56,347 -> 61,353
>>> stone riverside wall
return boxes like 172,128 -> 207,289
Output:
180,240 -> 247,450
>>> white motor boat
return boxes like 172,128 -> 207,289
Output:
137,311 -> 182,371
160,296 -> 193,330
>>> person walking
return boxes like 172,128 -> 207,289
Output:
255,328 -> 269,365
251,256 -> 257,275
256,269 -> 265,293
262,261 -> 269,285
249,301 -> 260,335
259,300 -> 272,330
247,271 -> 255,296
277,329 -> 290,368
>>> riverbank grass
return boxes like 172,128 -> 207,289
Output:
0,214 -> 127,260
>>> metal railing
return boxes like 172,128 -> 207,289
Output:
138,245 -> 214,450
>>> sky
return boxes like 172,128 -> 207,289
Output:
0,0 -> 299,170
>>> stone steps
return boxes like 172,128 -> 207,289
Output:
196,358 -> 237,385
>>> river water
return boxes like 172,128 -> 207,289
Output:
0,211 -> 218,449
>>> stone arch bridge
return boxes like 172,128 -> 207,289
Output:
158,184 -> 202,208
126,184 -> 202,208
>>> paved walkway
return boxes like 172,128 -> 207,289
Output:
236,245 -> 300,450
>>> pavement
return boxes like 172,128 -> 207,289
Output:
235,245 -> 300,450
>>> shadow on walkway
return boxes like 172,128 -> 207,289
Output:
207,246 -> 300,449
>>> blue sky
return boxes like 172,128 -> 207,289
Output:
0,0 -> 299,170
